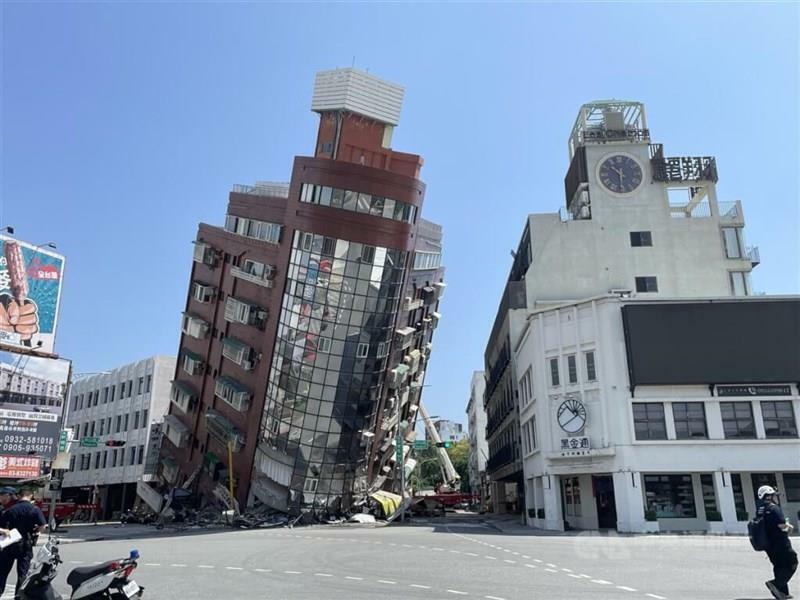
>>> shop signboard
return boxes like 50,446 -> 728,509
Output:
0,455 -> 41,479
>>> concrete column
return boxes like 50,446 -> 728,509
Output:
714,471 -> 741,533
543,475 -> 564,531
613,471 -> 647,533
493,481 -> 506,514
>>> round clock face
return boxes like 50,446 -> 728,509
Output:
557,398 -> 587,434
598,154 -> 643,194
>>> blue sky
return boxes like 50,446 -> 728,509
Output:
2,2 -> 798,424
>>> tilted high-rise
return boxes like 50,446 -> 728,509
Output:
159,69 -> 445,515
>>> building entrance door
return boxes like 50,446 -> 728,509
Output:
594,475 -> 617,530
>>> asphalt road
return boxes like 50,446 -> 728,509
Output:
2,520 -> 788,600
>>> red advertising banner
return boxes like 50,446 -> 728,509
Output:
0,455 -> 41,479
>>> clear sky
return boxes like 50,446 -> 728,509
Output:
2,2 -> 798,425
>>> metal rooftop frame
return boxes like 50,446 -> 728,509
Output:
568,100 -> 648,159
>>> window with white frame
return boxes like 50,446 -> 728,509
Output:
519,367 -> 533,407
224,297 -> 251,324
584,351 -> 597,381
317,337 -> 332,353
549,358 -> 560,387
729,271 -> 749,296
225,215 -> 282,244
413,252 -> 442,271
376,341 -> 389,358
566,354 -> 578,384
356,343 -> 369,358
722,227 -> 743,258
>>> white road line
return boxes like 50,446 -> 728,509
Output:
410,584 -> 431,589
522,555 -> 530,559
314,573 -> 333,577
377,580 -> 397,585
512,552 -> 520,556
646,595 -> 667,600
450,550 -> 461,554
591,579 -> 613,585
561,568 -> 573,572
225,567 -> 243,571
466,552 -> 478,557
485,596 -> 506,600
284,571 -> 302,574
524,564 -> 537,569
345,576 -> 363,581
579,574 -> 592,579
503,559 -> 516,564
568,574 -> 582,579
544,568 -> 558,573
143,563 -> 160,567
68,561 -> 83,564
485,556 -> 497,560
616,586 -> 637,592
170,564 -> 187,567
432,547 -> 444,551
197,565 -> 215,569
447,591 -> 468,596
546,563 -> 557,568
253,568 -> 271,573
402,544 -> 413,548
533,559 -> 543,563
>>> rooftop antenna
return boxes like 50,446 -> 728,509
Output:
351,56 -> 356,68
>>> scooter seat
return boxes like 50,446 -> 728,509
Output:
67,561 -> 116,588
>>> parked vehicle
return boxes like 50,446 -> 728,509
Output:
19,536 -> 144,599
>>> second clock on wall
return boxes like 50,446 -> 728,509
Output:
598,154 -> 643,194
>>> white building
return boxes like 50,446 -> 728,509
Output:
514,295 -> 799,534
466,371 -> 489,501
482,100 -> 761,520
62,355 -> 175,518
433,419 -> 467,443
0,362 -> 65,412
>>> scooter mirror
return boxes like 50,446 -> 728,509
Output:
129,549 -> 140,560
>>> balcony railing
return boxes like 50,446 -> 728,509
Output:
486,444 -> 513,472
232,182 -> 290,198
747,246 -> 761,267
718,201 -> 743,222
230,265 -> 274,288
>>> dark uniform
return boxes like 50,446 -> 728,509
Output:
758,499 -> 798,597
0,499 -> 47,597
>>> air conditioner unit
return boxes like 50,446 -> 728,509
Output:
242,360 -> 256,372
609,288 -> 632,297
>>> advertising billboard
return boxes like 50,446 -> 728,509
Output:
0,455 -> 41,479
0,235 -> 65,356
0,351 -> 70,460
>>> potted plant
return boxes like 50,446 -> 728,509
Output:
643,509 -> 660,533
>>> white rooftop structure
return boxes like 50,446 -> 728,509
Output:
311,68 -> 404,126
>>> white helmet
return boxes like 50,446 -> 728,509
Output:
758,485 -> 777,500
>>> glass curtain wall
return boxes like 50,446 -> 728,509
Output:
259,230 -> 407,514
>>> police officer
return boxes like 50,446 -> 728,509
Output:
0,486 -> 47,598
758,485 -> 798,599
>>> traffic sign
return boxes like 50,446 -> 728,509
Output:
58,430 -> 69,452
79,437 -> 99,447
413,440 -> 429,450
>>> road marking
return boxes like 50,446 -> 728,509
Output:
533,559 -> 542,563
197,565 -> 214,569
546,563 -> 557,568
225,567 -> 243,571
561,568 -> 573,573
579,574 -> 592,579
143,563 -> 160,567
447,591 -> 468,596
377,580 -> 397,585
567,574 -> 582,579
524,564 -> 537,569
170,564 -> 187,567
410,584 -> 431,589
432,547 -> 445,551
522,555 -> 530,559
545,568 -> 558,573
345,576 -> 363,581
485,596 -> 506,600
68,561 -> 83,564
591,579 -> 613,585
466,552 -> 478,556
284,570 -> 302,574
512,552 -> 520,556
314,573 -> 333,577
646,595 -> 667,600
253,568 -> 271,573
402,544 -> 413,548
616,586 -> 637,592
503,559 -> 516,564
485,556 -> 497,560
